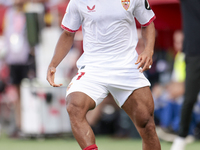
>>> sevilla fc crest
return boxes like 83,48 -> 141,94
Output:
121,0 -> 130,10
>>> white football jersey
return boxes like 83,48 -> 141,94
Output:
61,0 -> 155,70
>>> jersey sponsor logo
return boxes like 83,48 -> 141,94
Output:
145,0 -> 151,10
121,0 -> 130,10
87,5 -> 96,12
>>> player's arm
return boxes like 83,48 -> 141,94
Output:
47,30 -> 75,87
135,22 -> 155,72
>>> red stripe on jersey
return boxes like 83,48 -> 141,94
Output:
76,72 -> 85,80
141,15 -> 156,27
61,24 -> 78,33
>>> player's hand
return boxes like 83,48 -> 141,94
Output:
46,67 -> 63,87
135,49 -> 153,73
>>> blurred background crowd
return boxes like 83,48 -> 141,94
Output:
0,0 -> 200,144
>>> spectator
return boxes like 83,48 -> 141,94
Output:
3,0 -> 31,137
153,31 -> 185,134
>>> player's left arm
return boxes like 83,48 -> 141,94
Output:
135,22 -> 155,72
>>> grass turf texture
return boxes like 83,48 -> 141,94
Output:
0,135 -> 199,150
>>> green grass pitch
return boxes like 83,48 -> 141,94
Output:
0,135 -> 199,150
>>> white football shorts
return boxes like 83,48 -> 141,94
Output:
66,66 -> 151,107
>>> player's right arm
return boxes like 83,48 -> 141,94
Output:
47,30 -> 75,87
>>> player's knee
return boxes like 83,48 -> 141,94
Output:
138,115 -> 155,129
66,102 -> 81,117
144,121 -> 155,133
139,118 -> 156,137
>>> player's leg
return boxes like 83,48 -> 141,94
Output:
122,86 -> 161,150
66,92 -> 97,150
66,66 -> 109,149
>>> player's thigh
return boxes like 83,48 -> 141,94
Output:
66,75 -> 109,116
66,92 -> 96,118
122,86 -> 154,127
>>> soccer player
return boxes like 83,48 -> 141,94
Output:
47,0 -> 161,150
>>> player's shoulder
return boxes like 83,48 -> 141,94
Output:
68,0 -> 79,5
134,0 -> 152,10
70,0 -> 89,6
68,0 -> 80,8
69,0 -> 83,3
134,0 -> 149,6
133,0 -> 141,5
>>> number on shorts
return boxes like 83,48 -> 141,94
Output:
76,72 -> 85,80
